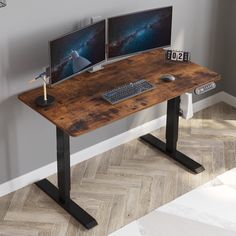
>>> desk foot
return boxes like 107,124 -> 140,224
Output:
36,179 -> 98,229
140,134 -> 205,174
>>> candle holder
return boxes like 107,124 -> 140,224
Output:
29,73 -> 55,107
35,75 -> 55,107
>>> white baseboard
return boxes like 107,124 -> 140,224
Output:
221,92 -> 236,108
71,115 -> 167,167
0,163 -> 57,197
0,91 -> 235,197
193,92 -> 225,113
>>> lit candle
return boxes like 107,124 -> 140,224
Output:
43,75 -> 47,101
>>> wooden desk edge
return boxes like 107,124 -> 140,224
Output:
18,74 -> 221,138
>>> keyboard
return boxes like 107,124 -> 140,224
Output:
102,79 -> 155,104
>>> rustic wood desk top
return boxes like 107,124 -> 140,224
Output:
19,49 -> 220,137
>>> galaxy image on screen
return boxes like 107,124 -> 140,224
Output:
108,7 -> 172,59
50,20 -> 106,84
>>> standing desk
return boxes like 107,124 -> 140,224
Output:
19,49 -> 220,229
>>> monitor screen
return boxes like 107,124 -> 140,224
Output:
108,7 -> 172,59
50,20 -> 106,85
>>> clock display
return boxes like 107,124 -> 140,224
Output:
165,50 -> 191,63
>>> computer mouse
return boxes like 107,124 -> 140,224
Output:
160,74 -> 176,82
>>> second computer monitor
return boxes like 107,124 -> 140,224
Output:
50,20 -> 106,85
108,6 -> 172,59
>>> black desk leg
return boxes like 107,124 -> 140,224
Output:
35,127 -> 98,230
140,96 -> 205,174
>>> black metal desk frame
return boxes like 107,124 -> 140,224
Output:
141,96 -> 204,174
35,96 -> 205,230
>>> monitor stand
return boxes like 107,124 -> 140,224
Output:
88,64 -> 104,73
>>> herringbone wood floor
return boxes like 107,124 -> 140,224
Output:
0,102 -> 236,236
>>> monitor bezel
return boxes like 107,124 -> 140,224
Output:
107,6 -> 173,61
49,19 -> 106,86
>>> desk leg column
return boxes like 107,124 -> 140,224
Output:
57,127 -> 70,203
140,96 -> 205,174
166,96 -> 180,155
35,127 -> 98,229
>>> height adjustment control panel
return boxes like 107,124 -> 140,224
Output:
194,82 -> 216,95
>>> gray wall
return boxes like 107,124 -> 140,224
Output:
219,1 -> 236,97
0,0 -> 226,184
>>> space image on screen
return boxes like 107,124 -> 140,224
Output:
50,20 -> 106,84
108,7 -> 172,59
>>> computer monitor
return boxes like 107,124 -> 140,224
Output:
107,6 -> 172,60
49,20 -> 106,85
